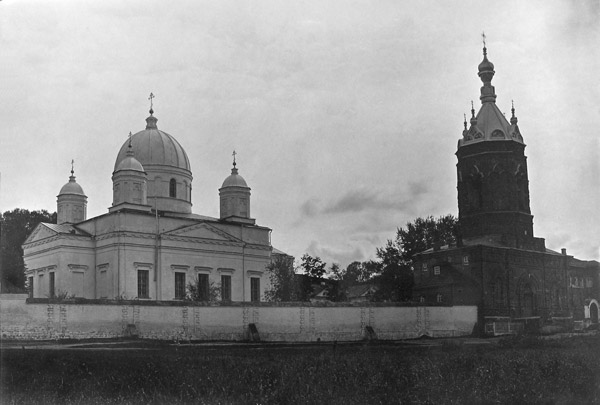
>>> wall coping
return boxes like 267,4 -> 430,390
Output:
25,298 -> 457,308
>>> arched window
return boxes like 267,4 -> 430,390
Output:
169,178 -> 177,198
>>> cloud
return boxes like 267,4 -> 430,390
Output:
301,181 -> 432,218
305,240 -> 365,267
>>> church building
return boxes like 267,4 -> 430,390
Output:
23,104 -> 276,302
412,45 -> 600,328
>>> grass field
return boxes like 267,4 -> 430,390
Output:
2,335 -> 600,404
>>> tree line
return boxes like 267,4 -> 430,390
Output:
0,209 -> 57,292
265,215 -> 458,302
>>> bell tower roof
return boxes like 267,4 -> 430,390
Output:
458,41 -> 524,148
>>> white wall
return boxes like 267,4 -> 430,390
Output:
0,296 -> 477,342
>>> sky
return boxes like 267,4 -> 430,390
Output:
1,0 -> 598,268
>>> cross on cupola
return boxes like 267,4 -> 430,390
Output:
148,92 -> 155,115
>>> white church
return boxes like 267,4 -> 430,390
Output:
23,104 -> 279,302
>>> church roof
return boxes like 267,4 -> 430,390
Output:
113,111 -> 191,173
43,223 -> 89,235
458,46 -> 525,148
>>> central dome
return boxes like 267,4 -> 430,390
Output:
114,115 -> 190,172
113,112 -> 193,214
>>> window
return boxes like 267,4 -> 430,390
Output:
175,272 -> 186,299
49,272 -> 55,298
197,274 -> 209,301
463,255 -> 469,265
28,276 -> 33,299
422,263 -> 428,272
586,278 -> 593,288
436,293 -> 443,303
221,275 -> 231,301
434,266 -> 440,276
419,296 -> 425,303
169,178 -> 177,198
138,270 -> 149,298
250,277 -> 260,302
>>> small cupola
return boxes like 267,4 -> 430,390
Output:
110,133 -> 150,213
219,151 -> 254,224
57,160 -> 87,224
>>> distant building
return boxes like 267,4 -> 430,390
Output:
412,45 -> 599,327
23,106 -> 282,302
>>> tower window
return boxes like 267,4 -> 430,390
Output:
169,178 -> 177,198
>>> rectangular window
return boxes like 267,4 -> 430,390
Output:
49,272 -> 55,298
197,274 -> 209,301
422,263 -> 428,272
28,276 -> 34,298
72,272 -> 84,297
250,277 -> 260,302
436,293 -> 443,303
434,266 -> 440,276
463,255 -> 469,265
99,270 -> 107,298
137,270 -> 149,298
175,272 -> 186,299
221,275 -> 231,302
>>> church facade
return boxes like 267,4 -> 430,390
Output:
412,46 -> 600,327
23,107 -> 276,302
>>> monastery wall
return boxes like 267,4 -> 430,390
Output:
0,295 -> 477,341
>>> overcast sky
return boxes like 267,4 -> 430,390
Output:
1,0 -> 598,267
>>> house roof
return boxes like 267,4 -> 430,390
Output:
346,283 -> 376,299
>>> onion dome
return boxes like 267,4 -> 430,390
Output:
477,47 -> 495,83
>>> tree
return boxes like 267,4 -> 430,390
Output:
0,209 -> 57,290
377,215 -> 458,267
186,276 -> 221,302
371,263 -> 414,302
264,255 -> 300,302
343,261 -> 378,284
372,215 -> 457,301
300,254 -> 327,279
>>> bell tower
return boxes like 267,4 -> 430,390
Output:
456,43 -> 543,251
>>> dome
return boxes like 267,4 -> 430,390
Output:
113,114 -> 191,173
59,175 -> 85,196
115,149 -> 145,172
221,167 -> 248,188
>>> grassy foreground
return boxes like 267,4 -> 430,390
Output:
2,336 -> 600,404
